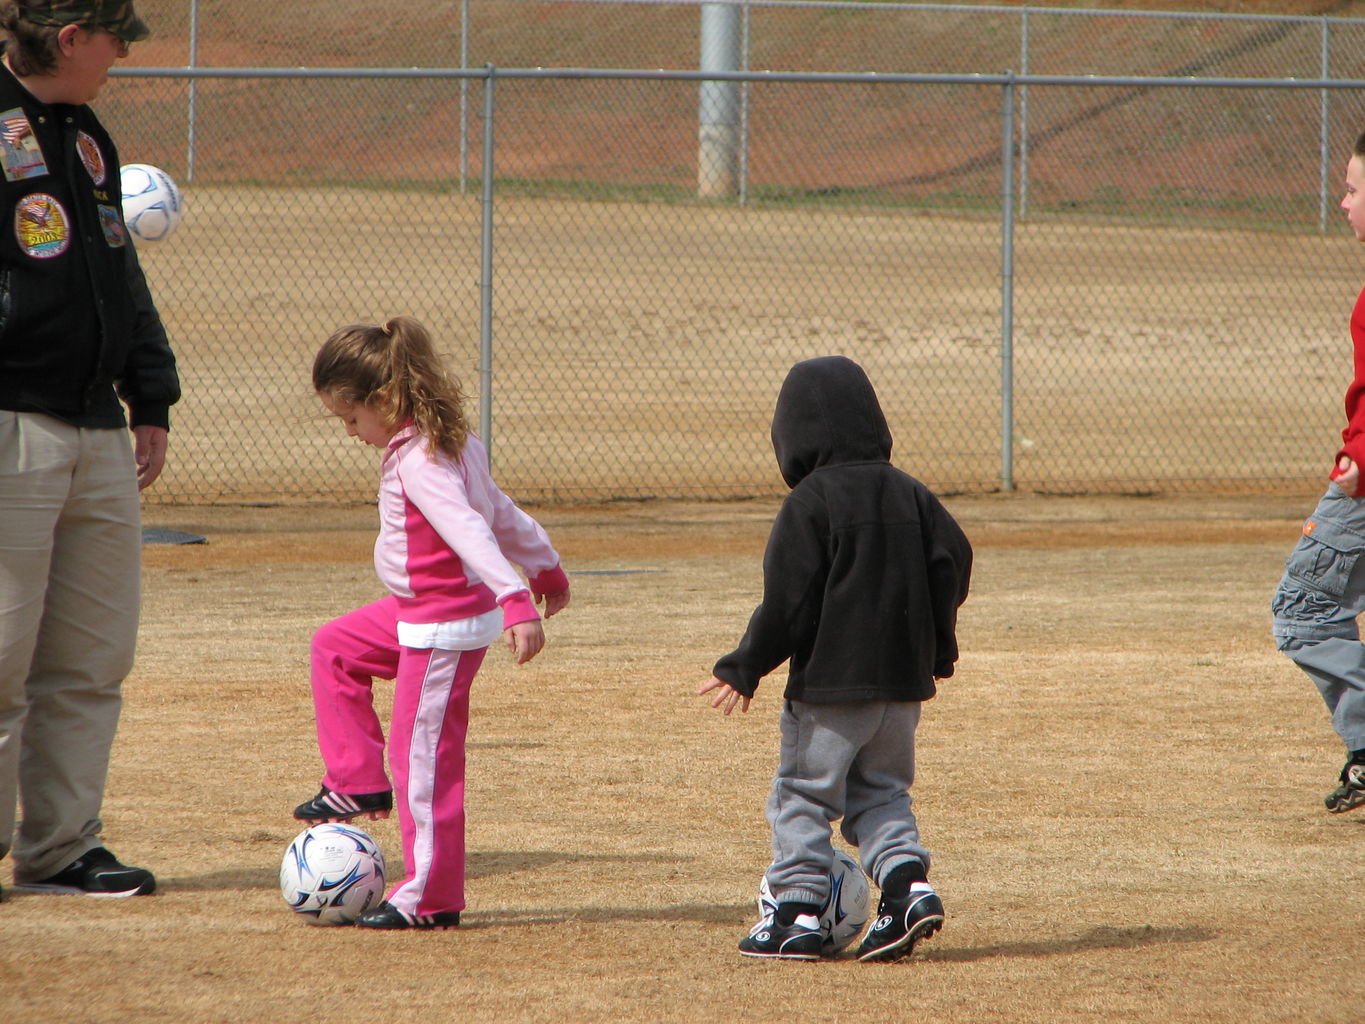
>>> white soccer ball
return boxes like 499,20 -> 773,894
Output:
119,163 -> 184,242
757,848 -> 873,953
280,823 -> 386,926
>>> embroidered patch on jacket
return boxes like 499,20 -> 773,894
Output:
0,107 -> 46,181
77,131 -> 106,185
15,192 -> 69,258
98,203 -> 126,247
1304,520 -> 1316,536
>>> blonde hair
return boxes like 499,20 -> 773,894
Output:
313,316 -> 470,459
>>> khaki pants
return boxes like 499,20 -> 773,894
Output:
0,412 -> 141,881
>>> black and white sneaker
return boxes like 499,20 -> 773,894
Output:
1326,762 -> 1365,814
293,786 -> 393,823
738,910 -> 823,960
14,847 -> 155,897
856,885 -> 944,962
356,901 -> 461,930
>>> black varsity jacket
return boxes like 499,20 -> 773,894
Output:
0,56 -> 178,429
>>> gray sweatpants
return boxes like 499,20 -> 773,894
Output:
765,699 -> 931,907
1271,483 -> 1365,752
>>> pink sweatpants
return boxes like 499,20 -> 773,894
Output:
310,596 -> 487,916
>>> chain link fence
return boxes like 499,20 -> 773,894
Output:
101,1 -> 1365,503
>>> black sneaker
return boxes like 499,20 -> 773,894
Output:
293,786 -> 393,823
356,901 -> 460,930
1326,762 -> 1365,813
738,911 -> 823,960
856,886 -> 944,962
14,847 -> 155,898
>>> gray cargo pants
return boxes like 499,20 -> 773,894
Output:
1271,482 -> 1365,752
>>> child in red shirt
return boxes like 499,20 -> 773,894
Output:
1272,129 -> 1365,814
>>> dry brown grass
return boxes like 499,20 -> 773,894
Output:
2,492 -> 1358,1023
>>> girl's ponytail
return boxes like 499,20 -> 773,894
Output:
325,316 -> 469,459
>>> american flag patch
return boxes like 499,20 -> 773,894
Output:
1,113 -> 29,149
0,107 -> 45,182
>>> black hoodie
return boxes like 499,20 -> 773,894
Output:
712,356 -> 972,703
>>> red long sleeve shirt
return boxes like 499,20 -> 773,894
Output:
1334,286 -> 1365,496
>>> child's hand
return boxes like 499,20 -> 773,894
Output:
538,588 -> 570,618
504,620 -> 545,665
1333,454 -> 1360,496
698,676 -> 750,715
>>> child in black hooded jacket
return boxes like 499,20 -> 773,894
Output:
699,356 -> 972,962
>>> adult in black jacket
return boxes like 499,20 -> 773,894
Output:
0,0 -> 178,901
700,356 -> 971,962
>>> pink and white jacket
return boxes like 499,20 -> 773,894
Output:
375,425 -> 568,636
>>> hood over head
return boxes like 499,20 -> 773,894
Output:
771,356 -> 893,488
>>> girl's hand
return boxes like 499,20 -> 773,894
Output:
697,676 -> 750,715
538,588 -> 570,618
504,621 -> 545,664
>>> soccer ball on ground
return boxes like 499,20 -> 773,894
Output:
758,848 -> 873,954
119,163 -> 184,242
280,822 -> 386,926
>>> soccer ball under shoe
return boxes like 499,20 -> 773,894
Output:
120,163 -> 184,242
758,848 -> 872,953
280,823 -> 386,926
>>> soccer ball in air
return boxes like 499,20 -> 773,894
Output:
758,848 -> 873,953
119,163 -> 184,242
280,823 -> 387,926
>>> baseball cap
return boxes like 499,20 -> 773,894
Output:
20,0 -> 150,43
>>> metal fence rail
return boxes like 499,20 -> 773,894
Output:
102,4 -> 1365,503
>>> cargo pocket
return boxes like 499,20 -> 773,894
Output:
1284,517 -> 1365,600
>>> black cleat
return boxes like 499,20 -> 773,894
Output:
856,887 -> 944,963
356,901 -> 460,930
1326,762 -> 1365,814
293,786 -> 393,823
738,911 -> 823,960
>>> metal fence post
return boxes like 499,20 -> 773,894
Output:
460,0 -> 470,194
1000,72 -> 1017,493
1320,16 -> 1330,234
186,0 -> 198,183
480,64 -> 496,457
1018,6 -> 1029,219
698,2 -> 742,199
739,0 -> 751,207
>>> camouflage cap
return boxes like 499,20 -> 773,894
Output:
21,0 -> 150,43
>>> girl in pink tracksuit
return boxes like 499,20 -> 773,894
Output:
296,316 -> 570,930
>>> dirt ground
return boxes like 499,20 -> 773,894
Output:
1,490 -> 1358,1024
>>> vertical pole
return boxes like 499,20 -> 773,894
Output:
1018,8 -> 1029,219
698,2 -> 742,199
738,1 -> 751,207
479,65 -> 495,456
1320,16 -> 1330,234
460,0 -> 470,194
186,0 -> 198,183
1000,74 -> 1017,493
